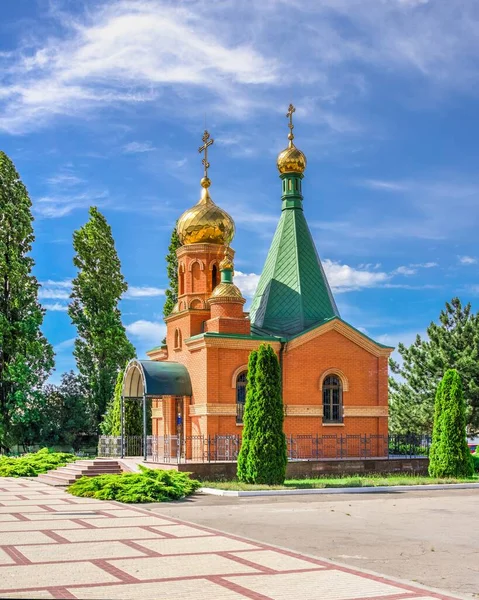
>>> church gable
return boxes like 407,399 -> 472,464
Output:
286,317 -> 393,358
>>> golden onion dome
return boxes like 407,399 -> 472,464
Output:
210,282 -> 244,301
177,177 -> 235,246
277,143 -> 307,174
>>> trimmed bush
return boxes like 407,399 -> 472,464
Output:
236,349 -> 258,483
67,465 -> 200,503
472,453 -> 479,472
0,448 -> 77,477
429,369 -> 474,478
242,343 -> 287,485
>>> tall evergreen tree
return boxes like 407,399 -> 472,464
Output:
237,349 -> 258,483
390,298 -> 479,435
163,222 -> 181,319
427,378 -> 445,476
0,152 -> 54,453
245,344 -> 287,485
429,369 -> 474,478
68,207 -> 135,425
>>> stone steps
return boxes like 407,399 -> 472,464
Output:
37,459 -> 123,487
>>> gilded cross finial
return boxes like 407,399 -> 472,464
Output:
286,103 -> 295,146
198,130 -> 214,181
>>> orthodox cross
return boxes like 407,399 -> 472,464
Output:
198,130 -> 214,178
286,103 -> 295,143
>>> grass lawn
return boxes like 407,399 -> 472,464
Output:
200,473 -> 479,491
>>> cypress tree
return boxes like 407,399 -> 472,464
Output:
101,367 -> 142,436
430,369 -> 474,478
68,207 -> 135,425
237,349 -> 258,482
428,378 -> 445,477
246,343 -> 287,485
0,152 -> 54,452
163,222 -> 181,319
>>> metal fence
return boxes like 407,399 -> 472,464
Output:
98,433 -> 430,463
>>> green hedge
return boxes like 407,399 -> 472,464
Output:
67,466 -> 200,503
472,453 -> 479,472
0,448 -> 78,477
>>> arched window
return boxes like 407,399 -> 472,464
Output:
191,261 -> 201,293
323,375 -> 342,423
212,264 -> 218,289
179,267 -> 185,296
236,371 -> 247,424
174,328 -> 182,349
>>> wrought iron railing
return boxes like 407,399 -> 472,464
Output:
98,433 -> 430,463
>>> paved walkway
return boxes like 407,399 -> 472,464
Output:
0,478 -> 466,599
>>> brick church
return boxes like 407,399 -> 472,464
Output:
130,105 -> 393,445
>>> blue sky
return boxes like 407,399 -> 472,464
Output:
1,0 -> 478,382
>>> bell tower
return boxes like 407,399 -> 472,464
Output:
165,130 -> 238,344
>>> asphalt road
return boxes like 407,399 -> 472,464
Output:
144,488 -> 479,599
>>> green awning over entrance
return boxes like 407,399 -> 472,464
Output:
123,359 -> 192,399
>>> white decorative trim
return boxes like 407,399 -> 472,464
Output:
344,406 -> 388,417
231,364 -> 248,388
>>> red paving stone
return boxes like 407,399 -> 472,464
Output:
0,478 -> 467,600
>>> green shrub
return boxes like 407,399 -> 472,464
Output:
472,453 -> 479,472
67,465 -> 200,503
0,448 -> 77,477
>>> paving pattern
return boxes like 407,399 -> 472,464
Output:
0,478 -> 466,599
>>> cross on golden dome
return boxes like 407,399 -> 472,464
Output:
198,130 -> 214,180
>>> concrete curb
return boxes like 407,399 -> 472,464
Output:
199,482 -> 479,497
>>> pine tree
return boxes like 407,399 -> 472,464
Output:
163,222 -> 181,320
429,370 -> 474,478
68,207 -> 135,425
237,349 -> 258,482
245,343 -> 287,485
390,298 -> 479,435
0,152 -> 54,452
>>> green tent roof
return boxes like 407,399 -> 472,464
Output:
249,204 -> 339,337
123,359 -> 192,398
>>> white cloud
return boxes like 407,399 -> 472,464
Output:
34,190 -> 109,218
410,262 -> 438,268
126,320 -> 166,346
459,255 -> 477,265
359,179 -> 408,192
44,302 -> 69,311
123,286 -> 165,299
54,337 -> 75,350
46,173 -> 84,186
323,259 -> 390,292
2,1 -> 479,134
0,2 -> 276,134
234,271 -> 261,298
123,141 -> 156,154
40,279 -> 72,288
38,289 -> 70,300
393,266 -> 417,276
